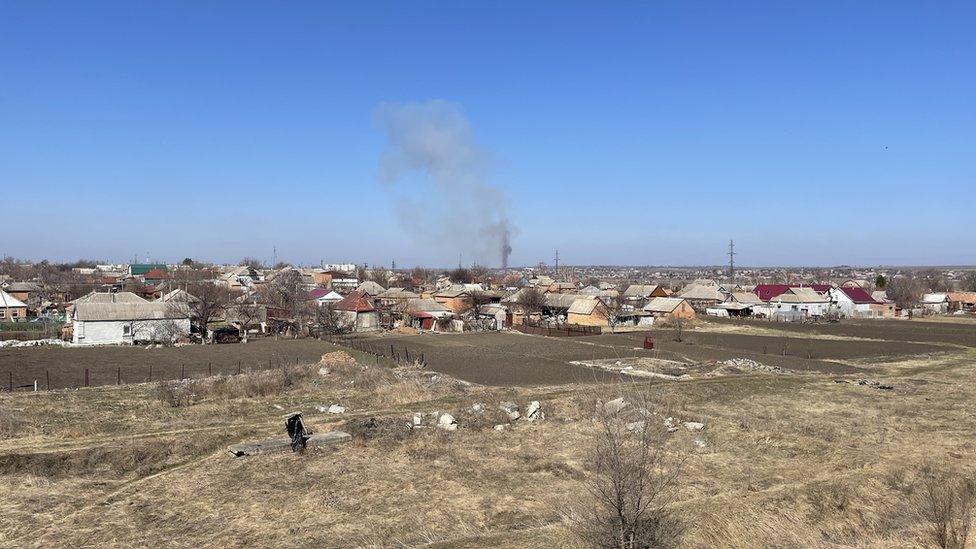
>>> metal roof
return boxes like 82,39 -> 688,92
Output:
74,302 -> 189,321
73,291 -> 149,304
567,296 -> 603,315
0,290 -> 28,308
643,297 -> 686,313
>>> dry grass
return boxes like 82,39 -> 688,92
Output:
1,345 -> 975,547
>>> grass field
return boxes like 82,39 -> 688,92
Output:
0,339 -> 336,390
1,336 -> 974,547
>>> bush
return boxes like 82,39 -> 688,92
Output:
914,468 -> 976,549
156,364 -> 318,407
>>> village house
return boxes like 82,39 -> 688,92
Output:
0,290 -> 28,322
759,287 -> 831,320
308,287 -> 343,307
433,287 -> 473,314
920,293 -> 949,314
829,287 -> 891,318
332,291 -> 380,331
399,298 -> 454,331
677,283 -> 726,312
622,284 -> 670,309
566,296 -> 611,326
375,288 -> 420,309
948,292 -> 976,313
356,280 -> 386,297
72,302 -> 191,345
711,292 -> 763,317
219,266 -> 263,292
643,297 -> 696,320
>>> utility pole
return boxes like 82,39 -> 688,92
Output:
272,246 -> 277,268
391,259 -> 396,272
728,240 -> 736,284
553,249 -> 560,278
458,252 -> 462,269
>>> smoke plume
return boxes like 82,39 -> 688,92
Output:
374,100 -> 514,268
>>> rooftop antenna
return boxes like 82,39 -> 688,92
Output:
728,240 -> 736,284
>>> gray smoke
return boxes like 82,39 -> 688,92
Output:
374,100 -> 514,268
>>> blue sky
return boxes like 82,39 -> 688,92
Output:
1,2 -> 973,267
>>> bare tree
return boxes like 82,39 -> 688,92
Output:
574,392 -> 685,548
313,303 -> 346,336
230,301 -> 264,342
961,271 -> 976,292
468,289 -> 494,317
887,275 -> 924,309
921,269 -> 952,293
265,269 -> 311,335
518,286 -> 547,318
186,282 -> 234,343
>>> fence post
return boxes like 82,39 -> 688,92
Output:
84,368 -> 90,387
148,364 -> 152,382
117,367 -> 121,385
208,362 -> 212,376
8,372 -> 11,392
34,379 -> 37,392
238,360 -> 242,375
46,370 -> 50,391
405,348 -> 410,362
181,364 -> 185,379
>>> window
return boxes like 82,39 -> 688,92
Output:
123,325 -> 131,336
0,310 -> 5,318
11,311 -> 18,318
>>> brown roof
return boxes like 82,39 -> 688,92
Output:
333,290 -> 375,313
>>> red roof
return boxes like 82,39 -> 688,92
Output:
332,290 -> 375,313
307,287 -> 331,300
754,284 -> 832,302
143,268 -> 170,280
840,286 -> 878,304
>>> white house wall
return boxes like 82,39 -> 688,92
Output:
73,318 -> 190,345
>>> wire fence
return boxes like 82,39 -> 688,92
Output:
3,336 -> 432,393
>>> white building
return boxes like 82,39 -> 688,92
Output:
72,302 -> 191,345
758,287 -> 831,320
921,293 -> 949,314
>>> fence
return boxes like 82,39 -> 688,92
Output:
513,321 -> 602,337
2,355 -> 315,393
323,334 -> 428,368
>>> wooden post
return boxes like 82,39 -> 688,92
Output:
238,360 -> 242,375
84,368 -> 90,387
405,348 -> 410,362
117,367 -> 121,385
46,370 -> 50,391
148,364 -> 152,382
208,362 -> 212,376
391,344 -> 395,357
181,364 -> 185,379
8,371 -> 12,392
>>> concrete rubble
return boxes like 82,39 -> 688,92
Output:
499,402 -> 521,421
438,413 -> 458,431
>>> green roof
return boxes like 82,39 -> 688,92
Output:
129,263 -> 167,276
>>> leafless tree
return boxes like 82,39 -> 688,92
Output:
265,269 -> 311,334
313,303 -> 346,336
239,257 -> 265,269
921,269 -> 952,293
518,286 -> 547,317
886,275 -> 924,309
186,282 -> 234,343
231,301 -> 264,342
573,391 -> 685,548
468,289 -> 494,317
961,271 -> 976,292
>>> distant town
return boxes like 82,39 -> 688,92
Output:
1,256 -> 974,346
